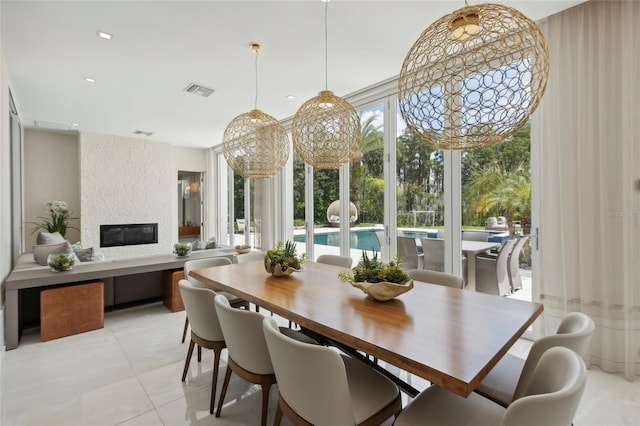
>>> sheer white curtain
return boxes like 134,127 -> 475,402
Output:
533,0 -> 639,379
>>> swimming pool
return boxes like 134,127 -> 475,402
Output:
294,229 -> 381,252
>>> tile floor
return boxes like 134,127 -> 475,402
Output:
1,301 -> 638,426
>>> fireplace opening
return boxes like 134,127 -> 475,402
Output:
100,223 -> 158,248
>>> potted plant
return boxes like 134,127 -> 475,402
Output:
47,252 -> 77,272
173,242 -> 192,257
338,251 -> 413,301
31,201 -> 78,238
264,240 -> 305,277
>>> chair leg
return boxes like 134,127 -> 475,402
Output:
210,345 -> 223,414
260,381 -> 274,426
215,364 -> 233,417
273,400 -> 283,426
198,345 -> 202,362
181,340 -> 195,382
181,315 -> 189,343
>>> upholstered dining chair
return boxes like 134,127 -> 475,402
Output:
393,346 -> 587,426
213,295 -> 276,426
262,316 -> 402,426
406,269 -> 464,289
397,236 -> 423,270
236,251 -> 267,264
316,254 -> 353,268
181,257 -> 249,343
475,311 -> 595,407
214,295 -> 319,425
475,238 -> 517,296
178,280 -> 227,414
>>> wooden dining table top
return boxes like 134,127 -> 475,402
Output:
190,260 -> 543,397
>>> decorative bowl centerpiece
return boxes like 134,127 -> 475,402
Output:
264,240 -> 305,277
338,251 -> 413,301
235,244 -> 251,254
47,252 -> 77,272
173,242 -> 192,257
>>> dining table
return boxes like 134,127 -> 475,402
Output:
190,259 -> 542,398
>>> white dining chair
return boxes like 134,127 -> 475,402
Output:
474,311 -> 594,407
178,280 -> 226,414
262,316 -> 402,425
213,295 -> 276,426
507,236 -> 529,293
394,346 -> 587,426
406,268 -> 463,289
316,254 -> 353,268
182,257 -> 249,343
236,251 -> 266,263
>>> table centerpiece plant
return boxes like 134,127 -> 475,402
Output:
264,240 -> 305,277
338,251 -> 414,301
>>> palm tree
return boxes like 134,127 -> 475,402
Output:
351,114 -> 384,222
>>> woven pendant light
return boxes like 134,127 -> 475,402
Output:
292,0 -> 361,169
398,2 -> 549,150
222,44 -> 289,179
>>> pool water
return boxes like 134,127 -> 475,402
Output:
294,229 -> 381,252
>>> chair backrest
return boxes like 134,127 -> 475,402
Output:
406,269 -> 464,289
495,239 -> 517,290
507,236 -> 529,292
463,231 -> 489,242
262,317 -> 355,425
178,279 -> 224,341
316,254 -> 353,268
214,295 -> 273,374
512,312 -> 595,400
420,238 -> 444,272
184,257 -> 232,288
501,347 -> 587,426
236,251 -> 266,264
397,236 -> 422,270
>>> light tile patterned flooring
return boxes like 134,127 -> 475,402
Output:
1,301 -> 638,426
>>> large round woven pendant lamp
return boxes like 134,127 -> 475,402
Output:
292,0 -> 361,169
398,2 -> 549,150
222,44 -> 289,179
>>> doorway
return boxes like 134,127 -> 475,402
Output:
178,171 -> 203,242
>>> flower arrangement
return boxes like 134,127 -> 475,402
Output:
338,251 -> 411,285
264,240 -> 305,276
338,251 -> 413,301
31,201 -> 77,237
173,242 -> 192,257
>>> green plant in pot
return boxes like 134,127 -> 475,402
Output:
339,251 -> 413,301
173,242 -> 192,257
264,240 -> 305,277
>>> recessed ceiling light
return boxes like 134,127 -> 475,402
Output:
71,123 -> 79,127
83,77 -> 96,83
97,31 -> 113,40
286,95 -> 297,100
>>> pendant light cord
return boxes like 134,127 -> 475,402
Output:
324,0 -> 328,91
254,48 -> 259,110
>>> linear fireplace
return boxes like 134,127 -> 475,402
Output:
100,223 -> 158,248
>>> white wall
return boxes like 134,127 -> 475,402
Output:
79,132 -> 205,259
1,26 -> 11,347
23,129 -> 80,250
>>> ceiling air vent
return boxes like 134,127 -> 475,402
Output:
133,130 -> 153,137
184,83 -> 215,98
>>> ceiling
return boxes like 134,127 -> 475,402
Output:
1,0 -> 585,149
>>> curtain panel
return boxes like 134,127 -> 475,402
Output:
533,0 -> 640,379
